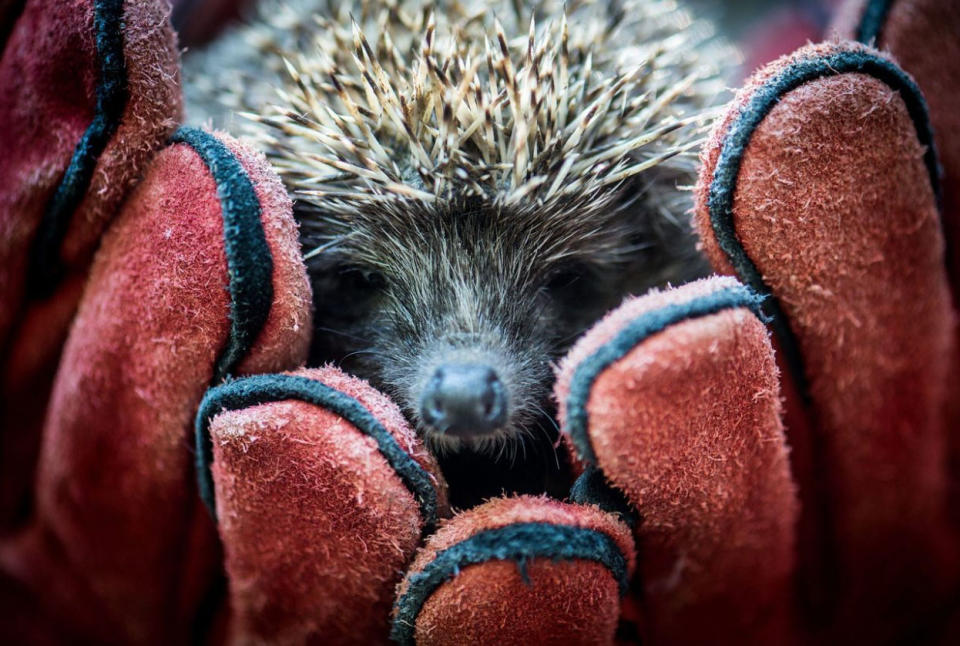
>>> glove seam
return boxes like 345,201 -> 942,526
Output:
27,0 -> 129,298
193,373 -> 440,535
168,126 -> 275,385
564,283 -> 766,465
856,0 -> 897,44
706,49 -> 941,406
390,521 -> 629,646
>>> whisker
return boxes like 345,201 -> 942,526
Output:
314,326 -> 371,342
339,348 -> 388,362
530,402 -> 561,470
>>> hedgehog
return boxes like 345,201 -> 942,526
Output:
182,0 -> 735,506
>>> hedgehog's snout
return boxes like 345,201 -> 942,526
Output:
419,363 -> 508,438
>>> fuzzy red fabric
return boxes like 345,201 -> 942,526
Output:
219,134 -> 313,375
0,131 -> 311,643
694,41 -> 957,639
210,366 -> 447,645
0,0 -> 182,527
831,0 -> 960,294
3,1 -> 960,643
0,0 -> 181,341
556,276 -> 797,644
401,496 -> 635,646
830,0 -> 960,543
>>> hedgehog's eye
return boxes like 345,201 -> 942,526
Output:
339,266 -> 385,292
545,263 -> 586,293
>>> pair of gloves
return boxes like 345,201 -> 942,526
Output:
1,0 -> 959,643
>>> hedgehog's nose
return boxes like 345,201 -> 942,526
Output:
420,364 -> 507,437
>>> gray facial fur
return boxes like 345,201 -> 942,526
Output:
306,187 -> 709,454
182,0 -> 731,504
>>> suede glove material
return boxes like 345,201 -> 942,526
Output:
2,0 -> 960,644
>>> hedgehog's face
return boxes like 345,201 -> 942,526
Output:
186,0 -> 729,456
306,195 -> 705,456
181,0 -> 731,501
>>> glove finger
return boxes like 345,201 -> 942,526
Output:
0,0 -> 181,527
555,276 -> 797,644
829,3 -> 960,290
832,0 -> 960,561
198,367 -> 448,645
694,41 -> 957,637
392,495 -> 635,646
0,129 -> 311,643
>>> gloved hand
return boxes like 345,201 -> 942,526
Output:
2,0 -> 959,644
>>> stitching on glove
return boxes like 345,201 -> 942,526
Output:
169,126 -> 275,384
193,373 -> 440,534
564,283 -> 766,465
706,49 -> 941,403
856,0 -> 896,44
27,0 -> 128,298
390,521 -> 630,646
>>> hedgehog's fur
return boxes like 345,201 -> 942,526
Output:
184,0 -> 735,506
